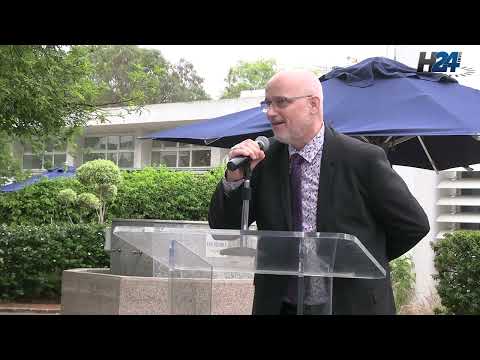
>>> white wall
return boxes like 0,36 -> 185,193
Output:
394,165 -> 439,302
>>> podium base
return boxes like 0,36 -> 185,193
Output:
220,247 -> 257,257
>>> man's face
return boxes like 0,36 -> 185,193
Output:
264,82 -> 317,147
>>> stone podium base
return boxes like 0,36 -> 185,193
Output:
61,268 -> 254,315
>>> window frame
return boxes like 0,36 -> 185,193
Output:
151,140 -> 212,169
22,142 -> 68,170
83,134 -> 135,169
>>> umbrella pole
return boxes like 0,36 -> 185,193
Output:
417,136 -> 439,173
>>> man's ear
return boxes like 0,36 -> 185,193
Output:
309,96 -> 321,114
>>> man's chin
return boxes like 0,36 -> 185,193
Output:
273,134 -> 289,144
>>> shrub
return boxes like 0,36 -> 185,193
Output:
390,255 -> 416,311
0,177 -> 95,225
0,166 -> 225,225
75,160 -> 122,224
110,166 -> 224,221
433,230 -> 480,315
58,189 -> 78,224
77,192 -> 101,210
0,223 -> 109,301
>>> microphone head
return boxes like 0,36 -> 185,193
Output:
255,136 -> 270,152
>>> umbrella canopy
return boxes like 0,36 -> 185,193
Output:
0,166 -> 76,193
139,106 -> 271,148
143,57 -> 480,171
321,57 -> 479,136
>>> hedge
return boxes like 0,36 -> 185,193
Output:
110,166 -> 223,221
0,177 -> 94,225
0,223 -> 108,301
0,166 -> 225,226
433,230 -> 480,314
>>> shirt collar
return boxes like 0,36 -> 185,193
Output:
288,125 -> 325,164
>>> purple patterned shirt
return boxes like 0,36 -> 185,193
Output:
288,125 -> 325,232
289,126 -> 327,306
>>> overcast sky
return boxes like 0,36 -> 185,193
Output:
140,45 -> 480,99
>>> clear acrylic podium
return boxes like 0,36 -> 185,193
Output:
113,226 -> 385,315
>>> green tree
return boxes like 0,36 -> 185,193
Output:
221,59 -> 277,99
0,45 -> 105,138
85,45 -> 210,105
0,45 -> 106,183
75,160 -> 121,224
57,189 -> 78,224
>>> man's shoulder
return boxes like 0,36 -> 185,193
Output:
329,127 -> 384,158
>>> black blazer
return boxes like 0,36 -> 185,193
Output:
209,126 -> 430,314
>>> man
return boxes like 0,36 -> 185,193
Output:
208,70 -> 430,315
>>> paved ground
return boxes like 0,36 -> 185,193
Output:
0,303 -> 61,315
0,312 -> 58,315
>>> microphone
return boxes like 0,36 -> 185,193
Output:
227,136 -> 270,171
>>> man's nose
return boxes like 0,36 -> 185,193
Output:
266,105 -> 278,118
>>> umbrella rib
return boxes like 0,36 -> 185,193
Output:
391,136 -> 415,147
204,138 -> 222,145
417,136 -> 439,173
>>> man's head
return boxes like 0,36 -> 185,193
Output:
263,70 -> 324,149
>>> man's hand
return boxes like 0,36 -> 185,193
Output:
226,139 -> 266,181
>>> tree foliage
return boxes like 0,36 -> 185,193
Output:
433,231 -> 480,314
75,159 -> 122,224
0,45 -> 102,138
86,45 -> 210,105
221,59 -> 277,99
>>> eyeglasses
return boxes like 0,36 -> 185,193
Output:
260,95 -> 313,113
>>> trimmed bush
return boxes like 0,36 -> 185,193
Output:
0,177 -> 95,225
76,160 -> 122,224
433,231 -> 480,315
110,166 -> 224,221
0,166 -> 225,225
0,223 -> 108,301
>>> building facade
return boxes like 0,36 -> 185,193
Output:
17,94 -> 265,174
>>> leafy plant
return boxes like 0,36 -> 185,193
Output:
433,231 -> 480,314
75,159 -> 121,224
0,223 -> 108,301
58,189 -> 78,224
0,165 -> 226,225
390,255 -> 416,311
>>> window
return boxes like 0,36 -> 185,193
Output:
458,223 -> 480,230
151,140 -> 211,168
461,172 -> 480,179
83,135 -> 134,168
22,142 -> 67,170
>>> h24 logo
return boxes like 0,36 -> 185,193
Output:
417,52 -> 462,73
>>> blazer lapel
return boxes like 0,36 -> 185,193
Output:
317,126 -> 338,232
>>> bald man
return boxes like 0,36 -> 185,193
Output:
209,70 -> 429,315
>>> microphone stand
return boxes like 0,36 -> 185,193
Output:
240,161 -> 252,234
219,160 -> 257,257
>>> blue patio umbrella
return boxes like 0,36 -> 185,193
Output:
139,106 -> 272,148
0,166 -> 76,193
142,57 -> 480,171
